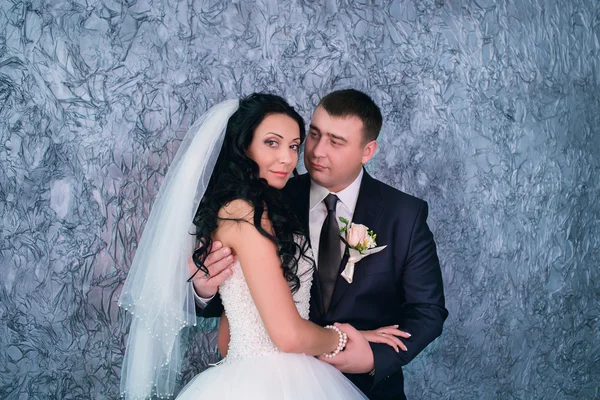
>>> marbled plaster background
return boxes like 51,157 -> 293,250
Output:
1,0 -> 599,398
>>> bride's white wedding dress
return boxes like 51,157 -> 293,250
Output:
176,244 -> 367,399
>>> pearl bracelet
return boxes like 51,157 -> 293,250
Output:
322,325 -> 348,358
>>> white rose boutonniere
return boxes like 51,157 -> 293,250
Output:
338,217 -> 387,283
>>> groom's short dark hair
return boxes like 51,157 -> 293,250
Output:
318,89 -> 383,143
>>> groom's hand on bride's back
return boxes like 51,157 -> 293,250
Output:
188,241 -> 236,298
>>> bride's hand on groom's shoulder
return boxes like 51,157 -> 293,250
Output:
188,241 -> 237,298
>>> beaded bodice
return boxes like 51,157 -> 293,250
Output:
219,240 -> 313,363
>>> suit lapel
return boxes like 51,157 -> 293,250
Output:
328,171 -> 383,313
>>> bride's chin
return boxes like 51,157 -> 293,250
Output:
264,178 -> 287,189
268,181 -> 286,189
261,175 -> 289,189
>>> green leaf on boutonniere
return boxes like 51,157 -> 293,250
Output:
338,216 -> 349,235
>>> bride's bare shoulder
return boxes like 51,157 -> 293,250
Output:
215,199 -> 272,237
218,199 -> 254,222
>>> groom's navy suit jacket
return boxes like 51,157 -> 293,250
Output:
200,171 -> 448,400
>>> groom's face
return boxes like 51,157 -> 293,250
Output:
304,106 -> 376,192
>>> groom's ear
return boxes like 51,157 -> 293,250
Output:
361,140 -> 378,165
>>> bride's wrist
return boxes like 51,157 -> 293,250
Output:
322,325 -> 348,358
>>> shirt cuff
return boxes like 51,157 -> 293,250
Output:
192,282 -> 215,308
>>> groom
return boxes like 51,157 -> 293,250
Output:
192,89 -> 448,399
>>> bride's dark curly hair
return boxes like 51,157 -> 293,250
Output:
189,93 -> 313,293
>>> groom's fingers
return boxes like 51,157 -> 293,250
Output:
206,267 -> 233,287
188,242 -> 236,281
335,322 -> 356,333
317,353 -> 342,365
335,323 -> 362,341
203,245 -> 236,276
187,253 -> 233,278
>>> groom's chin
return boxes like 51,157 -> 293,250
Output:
307,168 -> 329,186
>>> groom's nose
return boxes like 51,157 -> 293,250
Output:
311,137 -> 328,159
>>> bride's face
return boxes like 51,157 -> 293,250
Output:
246,113 -> 301,189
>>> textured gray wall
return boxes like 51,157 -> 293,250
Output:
1,0 -> 599,399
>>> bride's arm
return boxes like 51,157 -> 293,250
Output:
217,312 -> 230,357
214,200 -> 340,356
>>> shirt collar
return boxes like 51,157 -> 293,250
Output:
309,169 -> 364,212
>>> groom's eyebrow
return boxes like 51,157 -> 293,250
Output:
328,133 -> 347,143
309,125 -> 347,143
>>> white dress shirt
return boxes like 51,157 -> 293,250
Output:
309,169 -> 364,268
194,169 -> 364,305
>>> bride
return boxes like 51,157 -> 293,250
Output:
119,94 -> 398,399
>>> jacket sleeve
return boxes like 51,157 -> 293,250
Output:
371,201 -> 448,386
195,292 -> 225,318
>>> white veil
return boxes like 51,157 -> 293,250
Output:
118,99 -> 240,399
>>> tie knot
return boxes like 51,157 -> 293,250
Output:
324,193 -> 338,212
